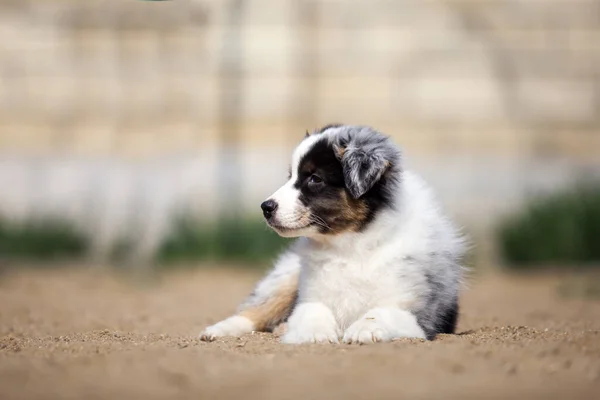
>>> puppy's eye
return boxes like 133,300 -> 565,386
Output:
308,174 -> 323,184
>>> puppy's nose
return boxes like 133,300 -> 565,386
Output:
261,200 -> 278,219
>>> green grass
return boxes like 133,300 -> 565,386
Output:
0,219 -> 89,262
157,217 -> 290,266
0,215 -> 289,268
497,183 -> 600,268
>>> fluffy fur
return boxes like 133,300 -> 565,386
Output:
200,125 -> 467,344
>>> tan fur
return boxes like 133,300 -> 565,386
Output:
240,274 -> 299,332
341,190 -> 370,232
333,144 -> 346,159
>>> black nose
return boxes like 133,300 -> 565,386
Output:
261,200 -> 278,218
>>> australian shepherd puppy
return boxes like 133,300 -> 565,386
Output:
200,125 -> 467,344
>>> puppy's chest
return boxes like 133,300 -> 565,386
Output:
300,255 -> 400,328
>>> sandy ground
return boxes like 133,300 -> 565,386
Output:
1,266 -> 599,400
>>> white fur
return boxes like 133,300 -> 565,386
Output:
342,308 -> 426,344
267,180 -> 317,237
200,316 -> 254,342
269,180 -> 299,221
281,302 -> 341,344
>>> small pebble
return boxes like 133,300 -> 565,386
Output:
506,365 -> 518,375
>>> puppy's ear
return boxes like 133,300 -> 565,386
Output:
334,143 -> 391,199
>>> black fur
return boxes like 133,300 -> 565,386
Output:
439,301 -> 459,335
418,269 -> 460,340
294,138 -> 351,233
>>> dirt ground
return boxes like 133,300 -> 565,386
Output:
1,266 -> 599,400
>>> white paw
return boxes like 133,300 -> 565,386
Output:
343,308 -> 426,345
343,317 -> 393,344
282,325 -> 340,344
199,315 -> 254,342
281,302 -> 341,344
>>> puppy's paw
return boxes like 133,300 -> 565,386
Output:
343,308 -> 426,345
282,325 -> 340,344
199,315 -> 254,342
272,322 -> 288,337
343,318 -> 392,344
281,303 -> 340,344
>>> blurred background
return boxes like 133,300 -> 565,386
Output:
0,0 -> 599,271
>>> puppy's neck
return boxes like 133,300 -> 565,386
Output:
306,206 -> 400,254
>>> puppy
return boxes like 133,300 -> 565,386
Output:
200,125 -> 467,344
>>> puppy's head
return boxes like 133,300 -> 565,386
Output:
261,125 -> 401,238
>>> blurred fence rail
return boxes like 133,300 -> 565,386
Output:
0,0 -> 599,263
1,0 -> 599,155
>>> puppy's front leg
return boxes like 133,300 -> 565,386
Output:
282,302 -> 341,344
200,250 -> 301,342
343,308 -> 426,345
